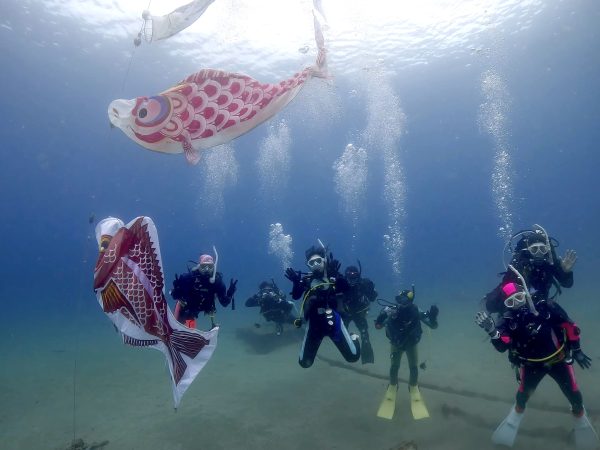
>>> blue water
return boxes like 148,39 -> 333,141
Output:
1,1 -> 599,447
0,1 -> 598,314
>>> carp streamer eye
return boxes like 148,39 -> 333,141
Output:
135,96 -> 170,126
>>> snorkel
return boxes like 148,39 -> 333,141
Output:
210,245 -> 218,284
317,238 -> 328,279
507,264 -> 538,316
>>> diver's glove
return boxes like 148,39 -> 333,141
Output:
560,249 -> 577,272
285,267 -> 301,284
428,305 -> 439,321
572,348 -> 592,369
475,311 -> 497,336
226,279 -> 238,298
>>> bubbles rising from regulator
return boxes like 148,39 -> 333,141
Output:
268,222 -> 294,270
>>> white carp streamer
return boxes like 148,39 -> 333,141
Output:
362,72 -> 407,277
268,223 -> 294,270
257,120 -> 291,203
479,69 -> 514,241
199,144 -> 239,218
333,143 -> 368,235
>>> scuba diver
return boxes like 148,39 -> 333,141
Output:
485,224 -> 577,314
339,264 -> 378,364
170,250 -> 237,330
476,265 -> 597,449
374,287 -> 439,420
245,280 -> 296,335
284,242 -> 360,368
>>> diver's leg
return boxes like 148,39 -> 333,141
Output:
549,362 -> 584,416
208,311 -> 217,329
406,344 -> 419,386
298,319 -> 324,368
174,301 -> 183,322
176,303 -> 197,328
389,346 -> 403,386
330,311 -> 360,363
354,313 -> 374,364
341,314 -> 351,329
515,365 -> 546,412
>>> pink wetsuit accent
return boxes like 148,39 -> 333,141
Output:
562,322 -> 580,341
518,367 -> 526,392
567,364 -> 579,392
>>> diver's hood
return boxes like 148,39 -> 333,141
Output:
95,217 -> 125,245
395,289 -> 414,307
305,245 -> 326,260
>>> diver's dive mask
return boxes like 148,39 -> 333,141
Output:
307,255 -> 326,273
526,242 -> 549,257
501,282 -> 527,310
261,288 -> 277,299
198,262 -> 214,275
395,289 -> 414,307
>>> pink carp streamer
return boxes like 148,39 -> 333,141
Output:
93,216 -> 218,408
110,3 -> 328,165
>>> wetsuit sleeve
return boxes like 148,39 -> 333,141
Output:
551,260 -> 574,288
490,326 -> 511,353
170,273 -> 189,300
215,275 -> 230,307
363,279 -> 378,301
419,307 -> 438,329
490,322 -> 512,353
245,295 -> 259,307
548,302 -> 581,350
548,301 -> 571,322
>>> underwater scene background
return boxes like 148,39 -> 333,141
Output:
0,0 -> 599,449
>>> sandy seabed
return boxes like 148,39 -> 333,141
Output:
1,294 -> 598,450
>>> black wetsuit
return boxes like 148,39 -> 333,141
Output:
171,270 -> 231,325
375,304 -> 438,386
340,278 -> 377,364
245,288 -> 295,334
291,274 -> 360,368
485,256 -> 573,314
490,301 -> 584,415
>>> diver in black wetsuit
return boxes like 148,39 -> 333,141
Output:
340,265 -> 378,364
170,253 -> 237,329
245,280 -> 295,335
285,244 -> 360,368
374,287 -> 438,388
485,224 -> 577,314
476,264 -> 597,448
